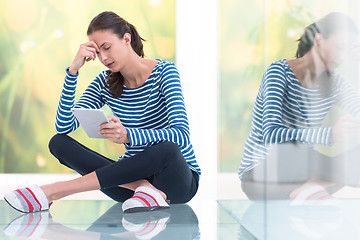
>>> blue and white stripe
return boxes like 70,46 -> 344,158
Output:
239,59 -> 360,178
55,60 -> 201,176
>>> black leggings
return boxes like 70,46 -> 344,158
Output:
48,134 -> 199,203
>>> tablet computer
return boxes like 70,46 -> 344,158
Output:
71,108 -> 109,138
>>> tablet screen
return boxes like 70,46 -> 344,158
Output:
71,108 -> 109,138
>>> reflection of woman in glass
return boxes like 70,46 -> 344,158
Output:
4,11 -> 200,213
239,12 -> 360,202
4,203 -> 199,240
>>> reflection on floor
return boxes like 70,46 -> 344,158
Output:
2,198 -> 360,239
1,199 -> 230,240
1,200 -> 203,240
219,200 -> 360,240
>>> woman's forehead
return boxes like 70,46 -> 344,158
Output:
88,30 -> 118,42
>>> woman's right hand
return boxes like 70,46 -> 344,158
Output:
331,114 -> 360,143
68,41 -> 100,75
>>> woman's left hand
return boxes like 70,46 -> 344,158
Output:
99,116 -> 130,144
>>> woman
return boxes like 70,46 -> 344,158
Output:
239,12 -> 360,202
4,11 -> 200,213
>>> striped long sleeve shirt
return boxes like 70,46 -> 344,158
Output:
55,60 -> 201,176
238,59 -> 360,178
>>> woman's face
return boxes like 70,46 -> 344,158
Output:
88,29 -> 131,72
317,31 -> 357,71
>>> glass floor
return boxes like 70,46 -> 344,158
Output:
1,199 -> 360,239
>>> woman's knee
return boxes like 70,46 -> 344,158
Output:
48,134 -> 70,157
143,141 -> 183,170
156,141 -> 182,158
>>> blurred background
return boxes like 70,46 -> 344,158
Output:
0,0 -> 175,173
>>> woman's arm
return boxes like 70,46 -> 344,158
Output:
125,63 -> 191,147
260,63 -> 332,146
55,41 -> 104,134
55,70 -> 106,134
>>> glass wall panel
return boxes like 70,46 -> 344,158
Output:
220,0 -> 360,172
220,0 -> 360,238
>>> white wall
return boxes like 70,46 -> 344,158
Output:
176,0 -> 219,238
176,0 -> 219,199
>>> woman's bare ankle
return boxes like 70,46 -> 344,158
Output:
40,183 -> 62,202
40,185 -> 53,202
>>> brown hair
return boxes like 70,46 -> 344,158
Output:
87,11 -> 145,97
296,12 -> 358,58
